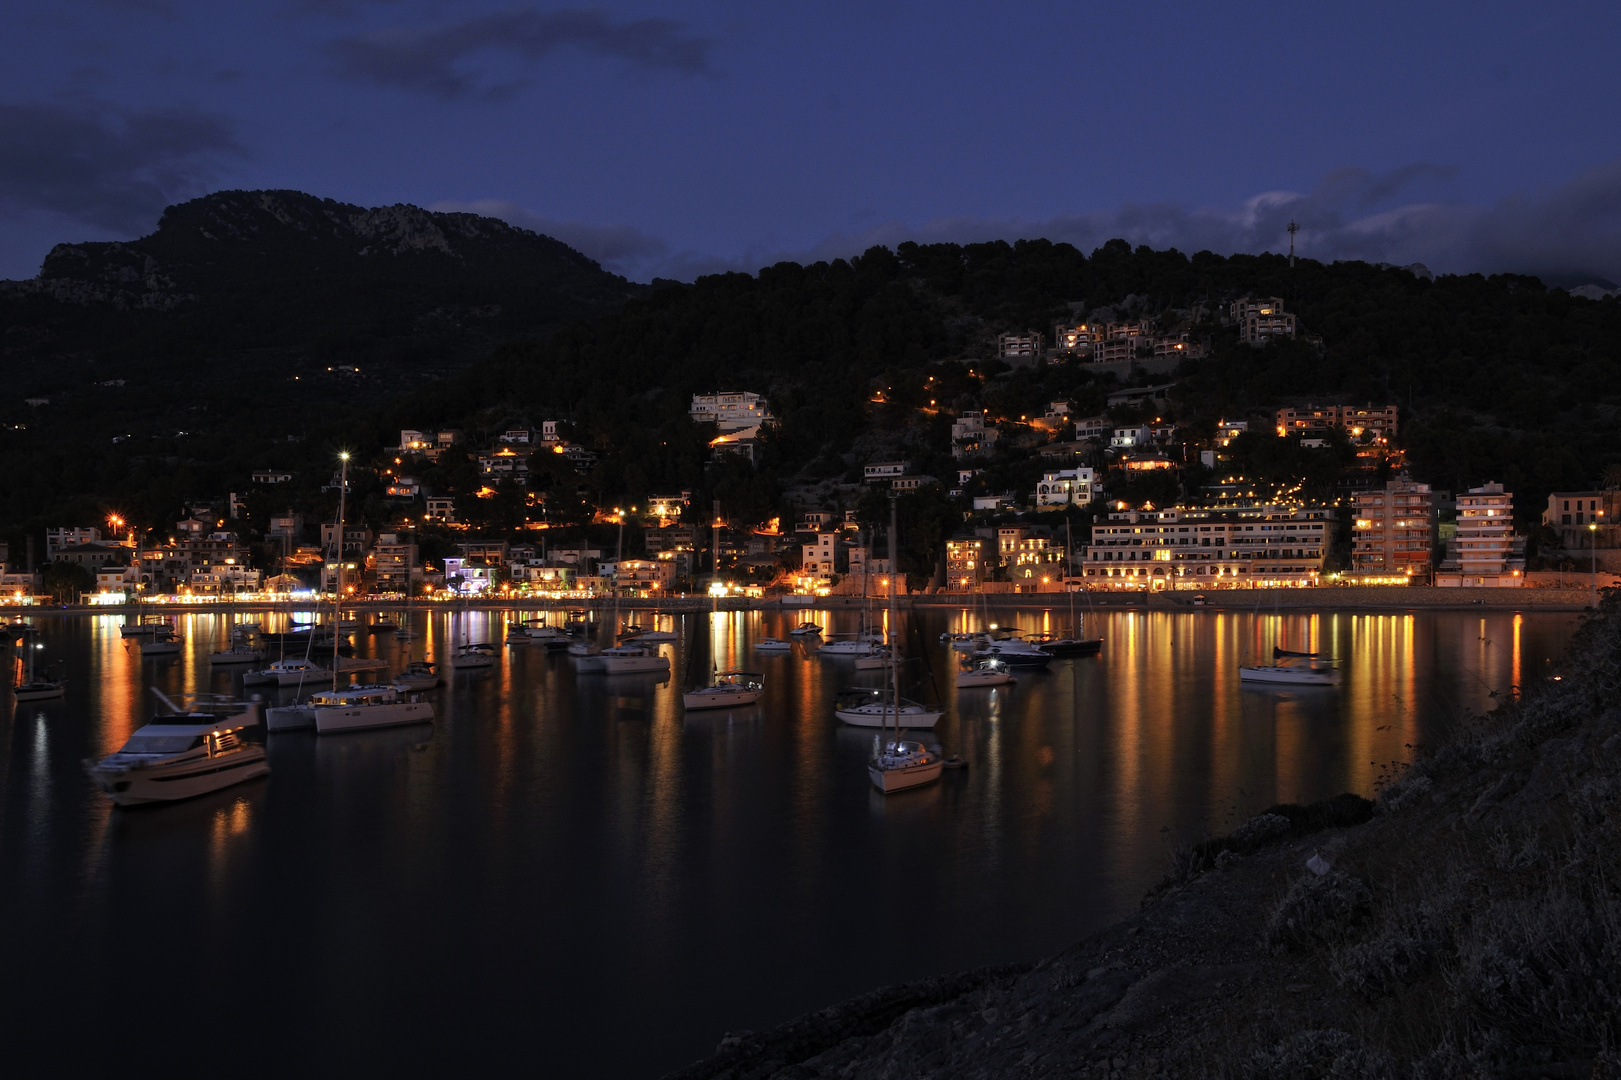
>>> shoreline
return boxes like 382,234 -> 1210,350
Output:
662,598 -> 1621,1079
4,586 -> 1598,617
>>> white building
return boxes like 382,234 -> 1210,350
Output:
864,461 -> 909,482
1110,425 -> 1153,450
1074,415 -> 1112,441
1438,481 -> 1522,587
951,411 -> 998,459
1035,468 -> 1096,508
801,532 -> 838,581
691,391 -> 774,433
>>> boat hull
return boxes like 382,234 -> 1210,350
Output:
13,682 -> 65,701
209,650 -> 265,665
600,656 -> 671,675
88,747 -> 269,806
955,672 -> 1014,687
682,689 -> 762,710
834,705 -> 943,729
265,705 -> 315,732
868,758 -> 943,793
315,701 -> 434,734
1239,665 -> 1342,686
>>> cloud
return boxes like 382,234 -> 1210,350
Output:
328,8 -> 713,99
648,162 -> 1621,286
430,197 -> 668,275
0,99 -> 244,233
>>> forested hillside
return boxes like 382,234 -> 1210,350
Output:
3,210 -> 1620,559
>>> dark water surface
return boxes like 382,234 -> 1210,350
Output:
0,605 -> 1578,1077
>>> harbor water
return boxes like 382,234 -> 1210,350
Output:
0,605 -> 1580,1077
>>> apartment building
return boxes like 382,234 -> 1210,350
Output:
372,534 -> 419,595
1052,323 -> 1100,354
1080,504 -> 1334,589
1351,478 -> 1436,580
1230,296 -> 1297,346
945,537 -> 984,590
690,391 -> 774,433
1275,404 -> 1399,442
1438,482 -> 1522,587
996,331 -> 1044,364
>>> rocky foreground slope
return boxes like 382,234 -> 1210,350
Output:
668,596 -> 1621,1080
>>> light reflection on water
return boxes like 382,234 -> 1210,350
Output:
0,605 -> 1579,1078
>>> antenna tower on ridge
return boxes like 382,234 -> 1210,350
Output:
1287,220 -> 1299,267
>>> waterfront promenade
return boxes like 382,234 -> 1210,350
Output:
3,585 -> 1604,618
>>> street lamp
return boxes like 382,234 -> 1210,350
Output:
1590,522 -> 1600,608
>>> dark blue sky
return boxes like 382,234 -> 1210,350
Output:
4,1 -> 1620,282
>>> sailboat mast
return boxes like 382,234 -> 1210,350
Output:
333,451 -> 349,692
888,492 -> 898,746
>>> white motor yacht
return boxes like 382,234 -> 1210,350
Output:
85,695 -> 266,805
598,644 -> 670,675
683,671 -> 764,710
789,622 -> 822,637
754,638 -> 792,653
955,658 -> 1016,688
392,660 -> 439,689
1240,657 -> 1342,686
243,658 -> 328,687
834,688 -> 943,729
209,642 -> 265,665
868,739 -> 944,794
118,616 -> 171,639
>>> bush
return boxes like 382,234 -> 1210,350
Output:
1240,1029 -> 1394,1080
1264,871 -> 1374,952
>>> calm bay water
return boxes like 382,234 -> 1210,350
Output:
0,604 -> 1579,1077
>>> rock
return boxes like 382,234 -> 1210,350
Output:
1306,853 -> 1332,877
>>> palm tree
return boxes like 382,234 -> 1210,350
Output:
1601,463 -> 1621,491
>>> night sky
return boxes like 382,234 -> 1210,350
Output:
4,1 -> 1620,283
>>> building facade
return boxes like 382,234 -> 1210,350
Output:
690,392 -> 773,433
1080,504 -> 1334,589
1035,468 -> 1096,508
1230,296 -> 1297,346
1543,490 -> 1620,551
1438,481 -> 1522,586
1351,478 -> 1436,581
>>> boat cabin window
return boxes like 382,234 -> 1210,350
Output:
120,734 -> 204,754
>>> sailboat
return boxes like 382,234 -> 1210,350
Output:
1038,521 -> 1103,657
274,453 -> 437,732
12,626 -> 65,701
865,494 -> 944,793
1239,607 -> 1341,685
